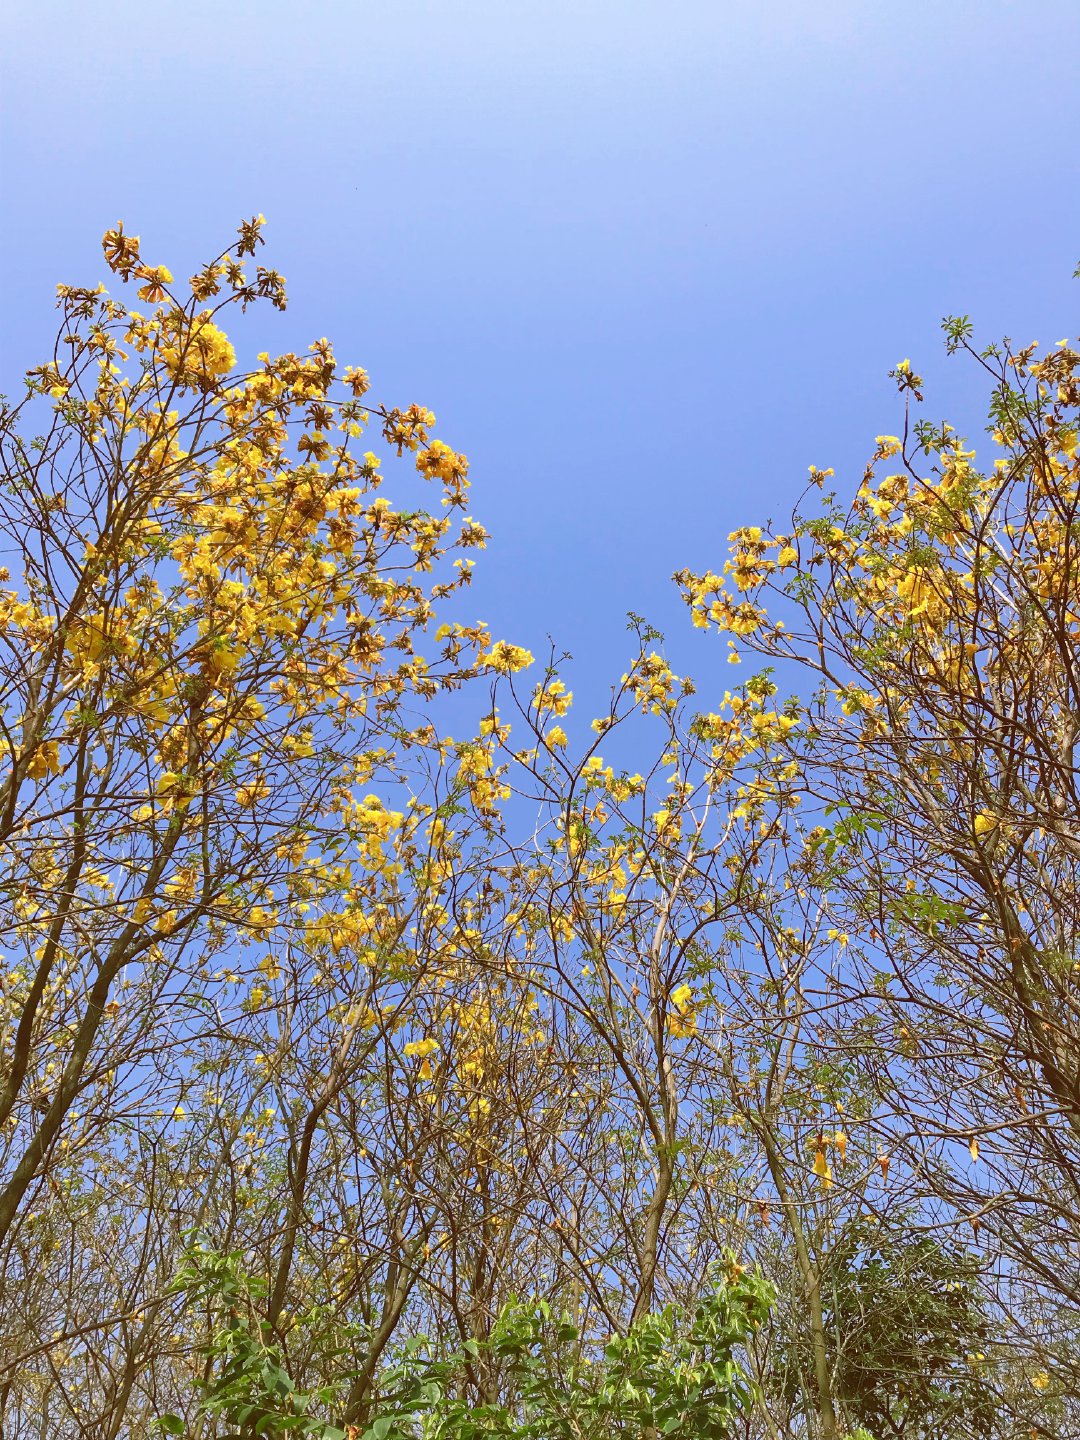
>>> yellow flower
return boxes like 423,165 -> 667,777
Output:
667,983 -> 698,1037
235,780 -> 269,808
26,740 -> 61,781
135,264 -> 173,303
163,316 -> 236,384
485,640 -> 534,674
812,1145 -> 833,1188
533,680 -> 572,716
101,222 -> 141,276
403,1037 -> 439,1059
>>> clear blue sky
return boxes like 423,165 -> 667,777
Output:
3,0 -> 1079,712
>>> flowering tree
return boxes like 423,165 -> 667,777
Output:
0,219 -> 527,1433
677,319 -> 1080,1421
3,223 -> 1074,1440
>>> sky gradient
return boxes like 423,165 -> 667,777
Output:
3,0 -> 1079,712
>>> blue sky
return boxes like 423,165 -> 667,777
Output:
3,0 -> 1079,715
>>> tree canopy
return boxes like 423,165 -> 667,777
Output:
0,222 -> 1076,1439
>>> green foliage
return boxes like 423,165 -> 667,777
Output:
157,1243 -> 352,1439
159,1244 -> 771,1440
775,1215 -> 996,1439
423,1262 -> 771,1439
